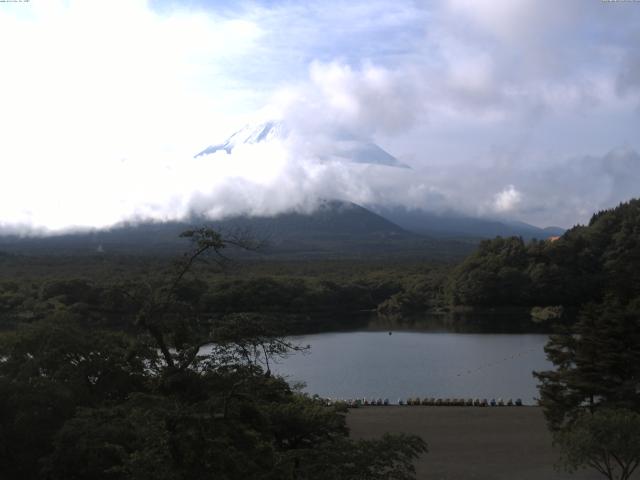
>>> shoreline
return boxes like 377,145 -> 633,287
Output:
347,406 -> 611,480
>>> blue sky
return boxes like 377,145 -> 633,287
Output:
1,0 -> 639,231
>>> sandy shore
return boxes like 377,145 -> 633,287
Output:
347,406 -> 623,480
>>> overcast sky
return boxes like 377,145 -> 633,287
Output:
1,0 -> 639,232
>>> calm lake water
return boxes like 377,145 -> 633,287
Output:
272,330 -> 551,405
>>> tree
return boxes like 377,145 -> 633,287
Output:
534,297 -> 640,430
290,433 -> 427,480
446,236 -> 532,306
554,409 -> 640,480
535,296 -> 640,480
446,199 -> 640,309
0,227 -> 428,480
0,314 -> 155,480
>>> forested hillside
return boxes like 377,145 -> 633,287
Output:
0,201 -> 473,260
447,198 -> 640,308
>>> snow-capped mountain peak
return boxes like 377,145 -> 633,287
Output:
194,120 -> 409,169
194,121 -> 288,157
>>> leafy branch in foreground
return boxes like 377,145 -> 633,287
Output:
554,409 -> 640,480
125,226 -> 268,373
290,433 -> 427,480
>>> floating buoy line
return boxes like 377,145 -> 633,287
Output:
452,346 -> 540,379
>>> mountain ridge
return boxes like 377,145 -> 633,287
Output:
0,201 -> 469,260
373,206 -> 564,240
0,201 -> 565,259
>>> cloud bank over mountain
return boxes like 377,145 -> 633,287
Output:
1,0 -> 639,233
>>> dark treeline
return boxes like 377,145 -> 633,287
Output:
447,198 -> 640,309
0,256 -> 449,333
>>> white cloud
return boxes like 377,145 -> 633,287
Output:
0,0 -> 262,156
444,0 -> 568,43
1,0 -> 640,232
0,0 -> 264,231
492,185 -> 522,213
272,60 -> 425,137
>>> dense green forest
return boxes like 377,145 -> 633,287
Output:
0,253 -> 449,333
447,199 -> 640,309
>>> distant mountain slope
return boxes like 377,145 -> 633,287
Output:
0,201 -> 473,260
373,206 -> 564,240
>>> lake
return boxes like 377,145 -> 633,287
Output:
272,330 -> 552,405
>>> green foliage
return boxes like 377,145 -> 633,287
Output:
40,278 -> 100,305
290,433 -> 427,480
534,297 -> 640,430
0,252 -> 453,332
531,201 -> 640,480
0,316 -> 156,479
554,408 -> 640,480
530,305 -> 563,323
0,315 -> 427,479
447,198 -> 640,308
447,237 -> 531,306
0,230 -> 427,480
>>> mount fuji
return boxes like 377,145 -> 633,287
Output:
194,120 -> 409,168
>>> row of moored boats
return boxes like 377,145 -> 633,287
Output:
324,397 -> 524,407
